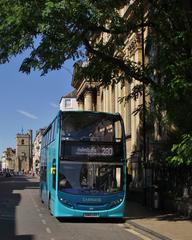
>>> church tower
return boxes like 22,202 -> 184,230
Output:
15,130 -> 33,173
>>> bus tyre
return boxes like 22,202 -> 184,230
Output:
40,190 -> 44,203
48,196 -> 53,216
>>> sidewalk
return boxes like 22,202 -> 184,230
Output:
125,201 -> 192,240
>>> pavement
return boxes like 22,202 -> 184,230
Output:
125,200 -> 192,240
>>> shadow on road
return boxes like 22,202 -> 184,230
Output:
124,199 -> 192,222
57,217 -> 125,224
0,175 -> 39,240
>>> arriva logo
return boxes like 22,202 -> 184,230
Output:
82,197 -> 102,203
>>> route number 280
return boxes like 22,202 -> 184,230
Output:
101,147 -> 113,156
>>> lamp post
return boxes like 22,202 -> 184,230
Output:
141,1 -> 147,205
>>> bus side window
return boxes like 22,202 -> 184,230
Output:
54,119 -> 58,139
52,120 -> 55,141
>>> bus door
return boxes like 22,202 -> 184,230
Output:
50,158 -> 57,210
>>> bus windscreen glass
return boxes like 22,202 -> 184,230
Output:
61,112 -> 122,142
58,161 -> 123,195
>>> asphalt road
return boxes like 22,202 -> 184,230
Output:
0,175 -> 154,240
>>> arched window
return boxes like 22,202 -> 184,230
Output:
21,139 -> 24,145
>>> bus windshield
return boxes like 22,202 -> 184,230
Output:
61,112 -> 123,142
58,161 -> 123,195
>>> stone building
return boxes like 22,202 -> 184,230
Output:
32,128 -> 45,175
15,130 -> 33,173
2,148 -> 16,171
0,156 -> 2,171
0,152 -> 6,171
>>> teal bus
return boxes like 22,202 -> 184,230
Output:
40,111 -> 127,218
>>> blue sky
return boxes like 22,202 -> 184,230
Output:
0,54 -> 74,157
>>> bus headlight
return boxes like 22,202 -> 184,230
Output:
109,198 -> 123,208
60,198 -> 74,209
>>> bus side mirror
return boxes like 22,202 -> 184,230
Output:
51,167 -> 56,175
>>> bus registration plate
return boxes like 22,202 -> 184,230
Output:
83,213 -> 99,217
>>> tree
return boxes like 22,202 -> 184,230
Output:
0,0 -> 192,164
0,0 -> 138,77
167,133 -> 192,166
147,1 -> 192,166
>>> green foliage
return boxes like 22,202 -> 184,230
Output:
167,134 -> 192,166
146,1 -> 192,159
0,0 -> 191,85
0,0 -> 132,75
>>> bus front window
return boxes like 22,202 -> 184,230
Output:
58,161 -> 124,195
61,112 -> 122,142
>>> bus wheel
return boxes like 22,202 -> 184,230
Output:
48,196 -> 53,215
40,189 -> 44,203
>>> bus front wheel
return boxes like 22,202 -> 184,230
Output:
40,189 -> 44,203
48,195 -> 53,216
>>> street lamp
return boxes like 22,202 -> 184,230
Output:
141,1 -> 147,205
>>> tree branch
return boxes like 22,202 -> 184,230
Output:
82,35 -> 153,85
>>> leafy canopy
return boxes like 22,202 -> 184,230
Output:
167,134 -> 192,166
0,1 -> 191,87
0,0 -> 132,76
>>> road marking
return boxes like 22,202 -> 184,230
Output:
117,223 -> 124,227
46,227 -> 52,234
39,213 -> 43,217
51,238 -> 55,240
41,219 -> 46,225
125,228 -> 152,240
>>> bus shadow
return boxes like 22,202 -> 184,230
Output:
57,217 -> 125,224
0,176 -> 37,240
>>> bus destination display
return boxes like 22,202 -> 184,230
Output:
71,145 -> 114,157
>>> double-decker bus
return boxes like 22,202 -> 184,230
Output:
40,111 -> 127,218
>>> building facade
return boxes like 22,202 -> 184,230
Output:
32,128 -> 45,175
15,130 -> 33,173
0,153 -> 6,171
0,157 -> 2,171
1,148 -> 16,171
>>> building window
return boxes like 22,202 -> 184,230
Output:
21,139 -> 24,145
64,99 -> 72,108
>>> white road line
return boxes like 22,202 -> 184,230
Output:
51,238 -> 55,240
39,213 -> 43,217
117,223 -> 124,227
46,227 -> 52,234
125,228 -> 152,240
41,219 -> 46,225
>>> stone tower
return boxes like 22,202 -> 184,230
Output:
15,130 -> 33,173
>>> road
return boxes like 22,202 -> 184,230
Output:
0,175 -> 156,240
